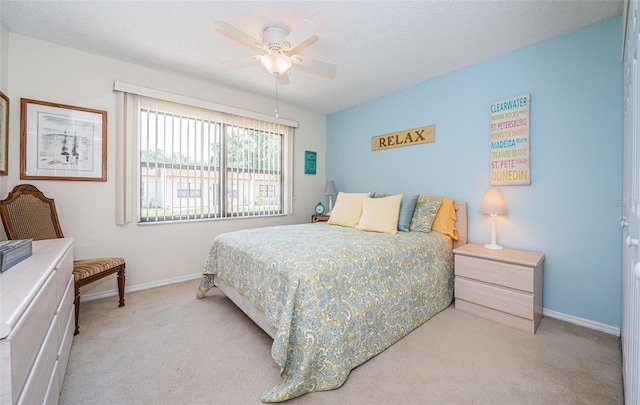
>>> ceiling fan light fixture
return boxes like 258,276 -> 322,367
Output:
217,19 -> 336,82
261,51 -> 292,76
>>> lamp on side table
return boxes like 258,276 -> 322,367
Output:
479,188 -> 507,250
324,180 -> 337,214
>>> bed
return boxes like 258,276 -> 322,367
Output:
196,196 -> 467,402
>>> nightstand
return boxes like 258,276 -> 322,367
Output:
311,214 -> 330,223
453,243 -> 544,334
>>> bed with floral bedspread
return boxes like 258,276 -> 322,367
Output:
196,222 -> 454,402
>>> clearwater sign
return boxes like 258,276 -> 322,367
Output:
490,94 -> 531,186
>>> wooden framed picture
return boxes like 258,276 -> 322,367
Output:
0,91 -> 9,175
20,98 -> 107,181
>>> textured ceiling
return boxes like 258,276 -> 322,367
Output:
0,0 -> 624,116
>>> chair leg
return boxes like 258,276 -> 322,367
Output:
74,282 -> 80,336
117,267 -> 126,307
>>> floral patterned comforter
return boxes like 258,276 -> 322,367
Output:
196,222 -> 454,402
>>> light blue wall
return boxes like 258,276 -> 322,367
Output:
326,17 -> 623,328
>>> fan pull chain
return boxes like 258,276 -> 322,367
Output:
274,74 -> 279,118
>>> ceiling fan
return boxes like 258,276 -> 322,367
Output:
215,19 -> 337,83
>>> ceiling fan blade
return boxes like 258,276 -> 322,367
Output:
220,55 -> 261,69
282,20 -> 318,51
287,35 -> 318,56
215,20 -> 263,50
291,55 -> 337,78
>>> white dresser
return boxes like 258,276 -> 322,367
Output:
0,238 -> 75,404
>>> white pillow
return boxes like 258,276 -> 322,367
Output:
327,192 -> 370,227
356,194 -> 403,234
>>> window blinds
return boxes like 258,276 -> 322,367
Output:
115,82 -> 295,224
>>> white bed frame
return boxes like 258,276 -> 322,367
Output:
215,201 -> 468,339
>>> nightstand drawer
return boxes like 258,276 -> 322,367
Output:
455,277 -> 533,320
455,255 -> 534,292
455,299 -> 536,334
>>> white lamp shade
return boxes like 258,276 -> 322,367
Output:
261,52 -> 292,76
324,180 -> 337,195
479,189 -> 507,215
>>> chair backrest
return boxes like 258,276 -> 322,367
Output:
0,184 -> 65,241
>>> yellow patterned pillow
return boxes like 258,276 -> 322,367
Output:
418,196 -> 459,240
357,194 -> 403,234
327,192 -> 370,227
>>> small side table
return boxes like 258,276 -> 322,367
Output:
311,214 -> 330,223
453,243 -> 545,334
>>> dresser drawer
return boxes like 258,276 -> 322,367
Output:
455,277 -> 534,320
55,246 -> 74,304
43,361 -> 60,405
455,255 -> 534,292
8,272 -> 57,402
16,315 -> 59,405
58,306 -> 75,390
57,275 -> 74,343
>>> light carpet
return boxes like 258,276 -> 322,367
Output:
59,279 -> 623,404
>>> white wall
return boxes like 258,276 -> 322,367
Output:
0,21 -> 8,197
6,33 -> 327,298
0,23 -> 7,90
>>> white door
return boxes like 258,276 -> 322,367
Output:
622,1 -> 640,404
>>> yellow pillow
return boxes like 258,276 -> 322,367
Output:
357,194 -> 403,234
418,196 -> 459,240
327,192 -> 370,227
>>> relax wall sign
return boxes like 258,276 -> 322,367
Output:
371,125 -> 435,151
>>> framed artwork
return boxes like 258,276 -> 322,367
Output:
20,98 -> 107,181
489,94 -> 531,186
304,150 -> 316,175
0,91 -> 8,175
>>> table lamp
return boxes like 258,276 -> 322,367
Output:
479,188 -> 508,250
324,180 -> 337,214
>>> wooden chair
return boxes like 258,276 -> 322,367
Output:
0,184 -> 125,335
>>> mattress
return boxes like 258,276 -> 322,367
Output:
197,222 -> 455,402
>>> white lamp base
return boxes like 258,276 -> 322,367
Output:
484,214 -> 504,251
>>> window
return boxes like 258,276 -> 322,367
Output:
129,95 -> 292,223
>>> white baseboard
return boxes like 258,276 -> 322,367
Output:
543,308 -> 620,336
79,272 -> 202,303
82,275 -> 622,337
